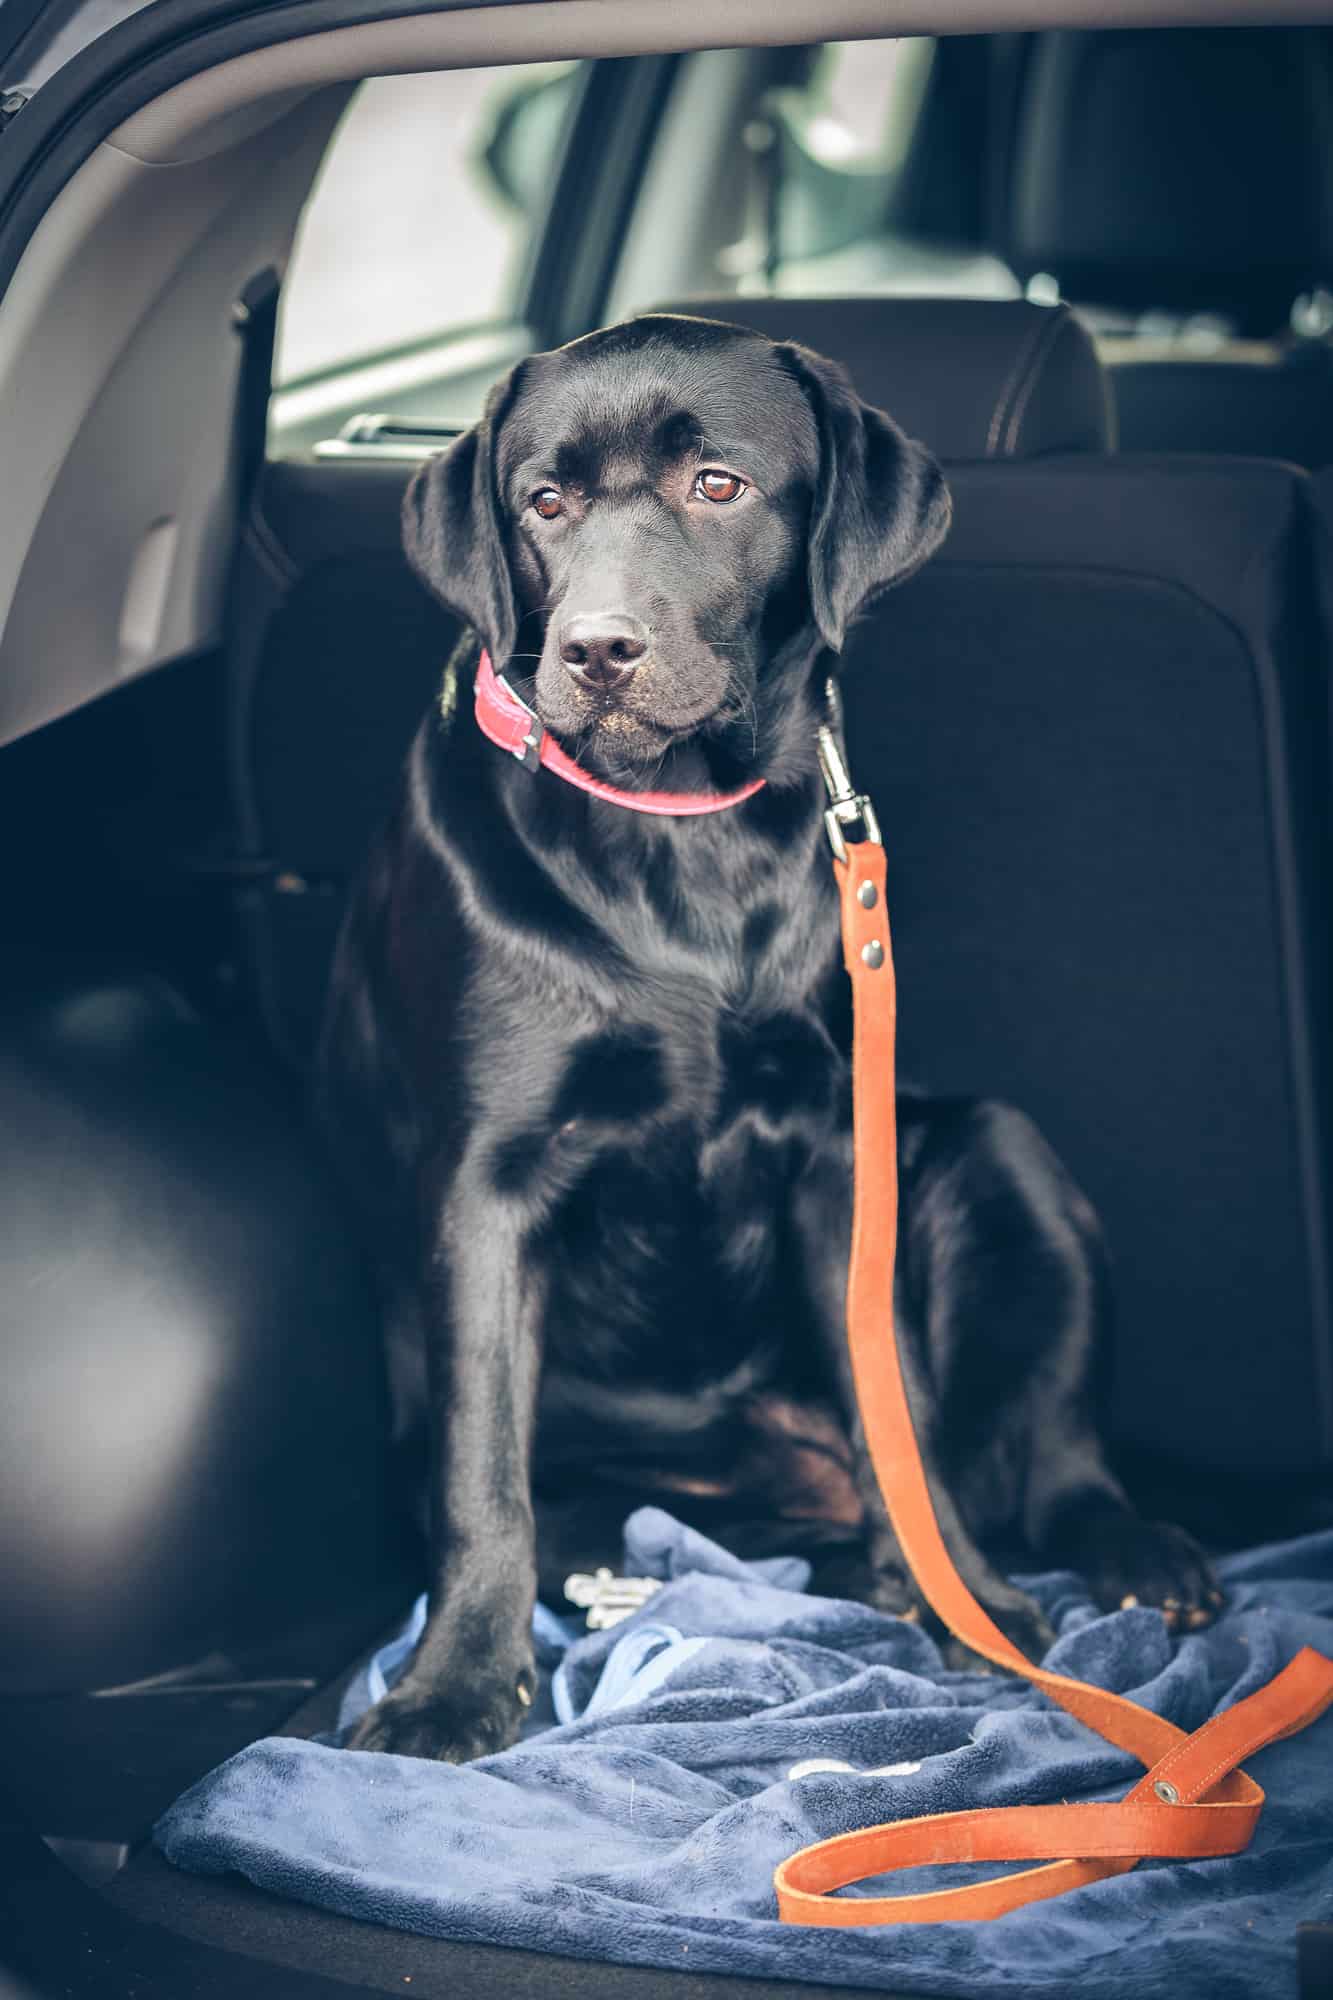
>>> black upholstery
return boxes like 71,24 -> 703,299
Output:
1315,468 -> 1333,630
1007,28 -> 1333,334
0,971 -> 400,1692
228,461 -> 459,1063
840,454 -> 1332,1477
1111,348 -> 1333,472
1004,27 -> 1333,468
654,298 -> 1111,458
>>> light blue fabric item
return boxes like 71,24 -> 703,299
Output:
553,1622 -> 708,1725
157,1510 -> 1333,1997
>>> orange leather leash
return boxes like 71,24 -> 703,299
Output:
774,813 -> 1333,1926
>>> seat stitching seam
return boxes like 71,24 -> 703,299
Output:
1005,314 -> 1070,456
985,315 -> 1053,457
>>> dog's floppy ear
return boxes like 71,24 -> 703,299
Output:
777,342 -> 951,654
402,360 -> 528,668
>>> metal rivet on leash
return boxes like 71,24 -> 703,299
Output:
861,940 -> 885,970
857,881 -> 878,909
1153,1779 -> 1180,1804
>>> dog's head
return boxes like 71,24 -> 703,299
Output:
404,315 -> 949,775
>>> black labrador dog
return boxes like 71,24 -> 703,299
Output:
319,314 -> 1218,1762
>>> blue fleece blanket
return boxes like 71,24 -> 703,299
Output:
156,1511 -> 1333,1997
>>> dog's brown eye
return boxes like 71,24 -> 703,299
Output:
695,469 -> 745,504
532,488 -> 564,519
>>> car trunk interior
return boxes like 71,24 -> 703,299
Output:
1,7 -> 1332,1998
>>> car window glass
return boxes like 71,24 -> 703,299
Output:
616,38 -> 1018,311
275,61 -> 580,387
754,39 -> 1016,301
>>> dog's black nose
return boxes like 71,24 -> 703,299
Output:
559,614 -> 648,691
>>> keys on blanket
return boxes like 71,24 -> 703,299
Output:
564,1568 -> 663,1630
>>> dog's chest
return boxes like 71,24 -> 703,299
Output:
534,993 -> 845,1385
537,993 -> 843,1164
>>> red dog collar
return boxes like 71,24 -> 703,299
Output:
473,651 -> 766,818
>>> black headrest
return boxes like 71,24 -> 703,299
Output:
646,298 -> 1110,460
1008,29 -> 1333,334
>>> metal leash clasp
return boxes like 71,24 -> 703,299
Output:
816,679 -> 881,862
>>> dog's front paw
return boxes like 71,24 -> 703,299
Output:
1078,1511 -> 1223,1632
346,1662 -> 536,1762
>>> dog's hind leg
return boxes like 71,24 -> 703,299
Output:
902,1096 -> 1220,1634
791,1132 -> 1057,1661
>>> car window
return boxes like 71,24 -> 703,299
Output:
275,61 -> 582,387
766,36 -> 936,263
750,38 -> 1017,301
612,38 -> 1017,316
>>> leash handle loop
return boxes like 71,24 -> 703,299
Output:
774,837 -> 1333,1926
